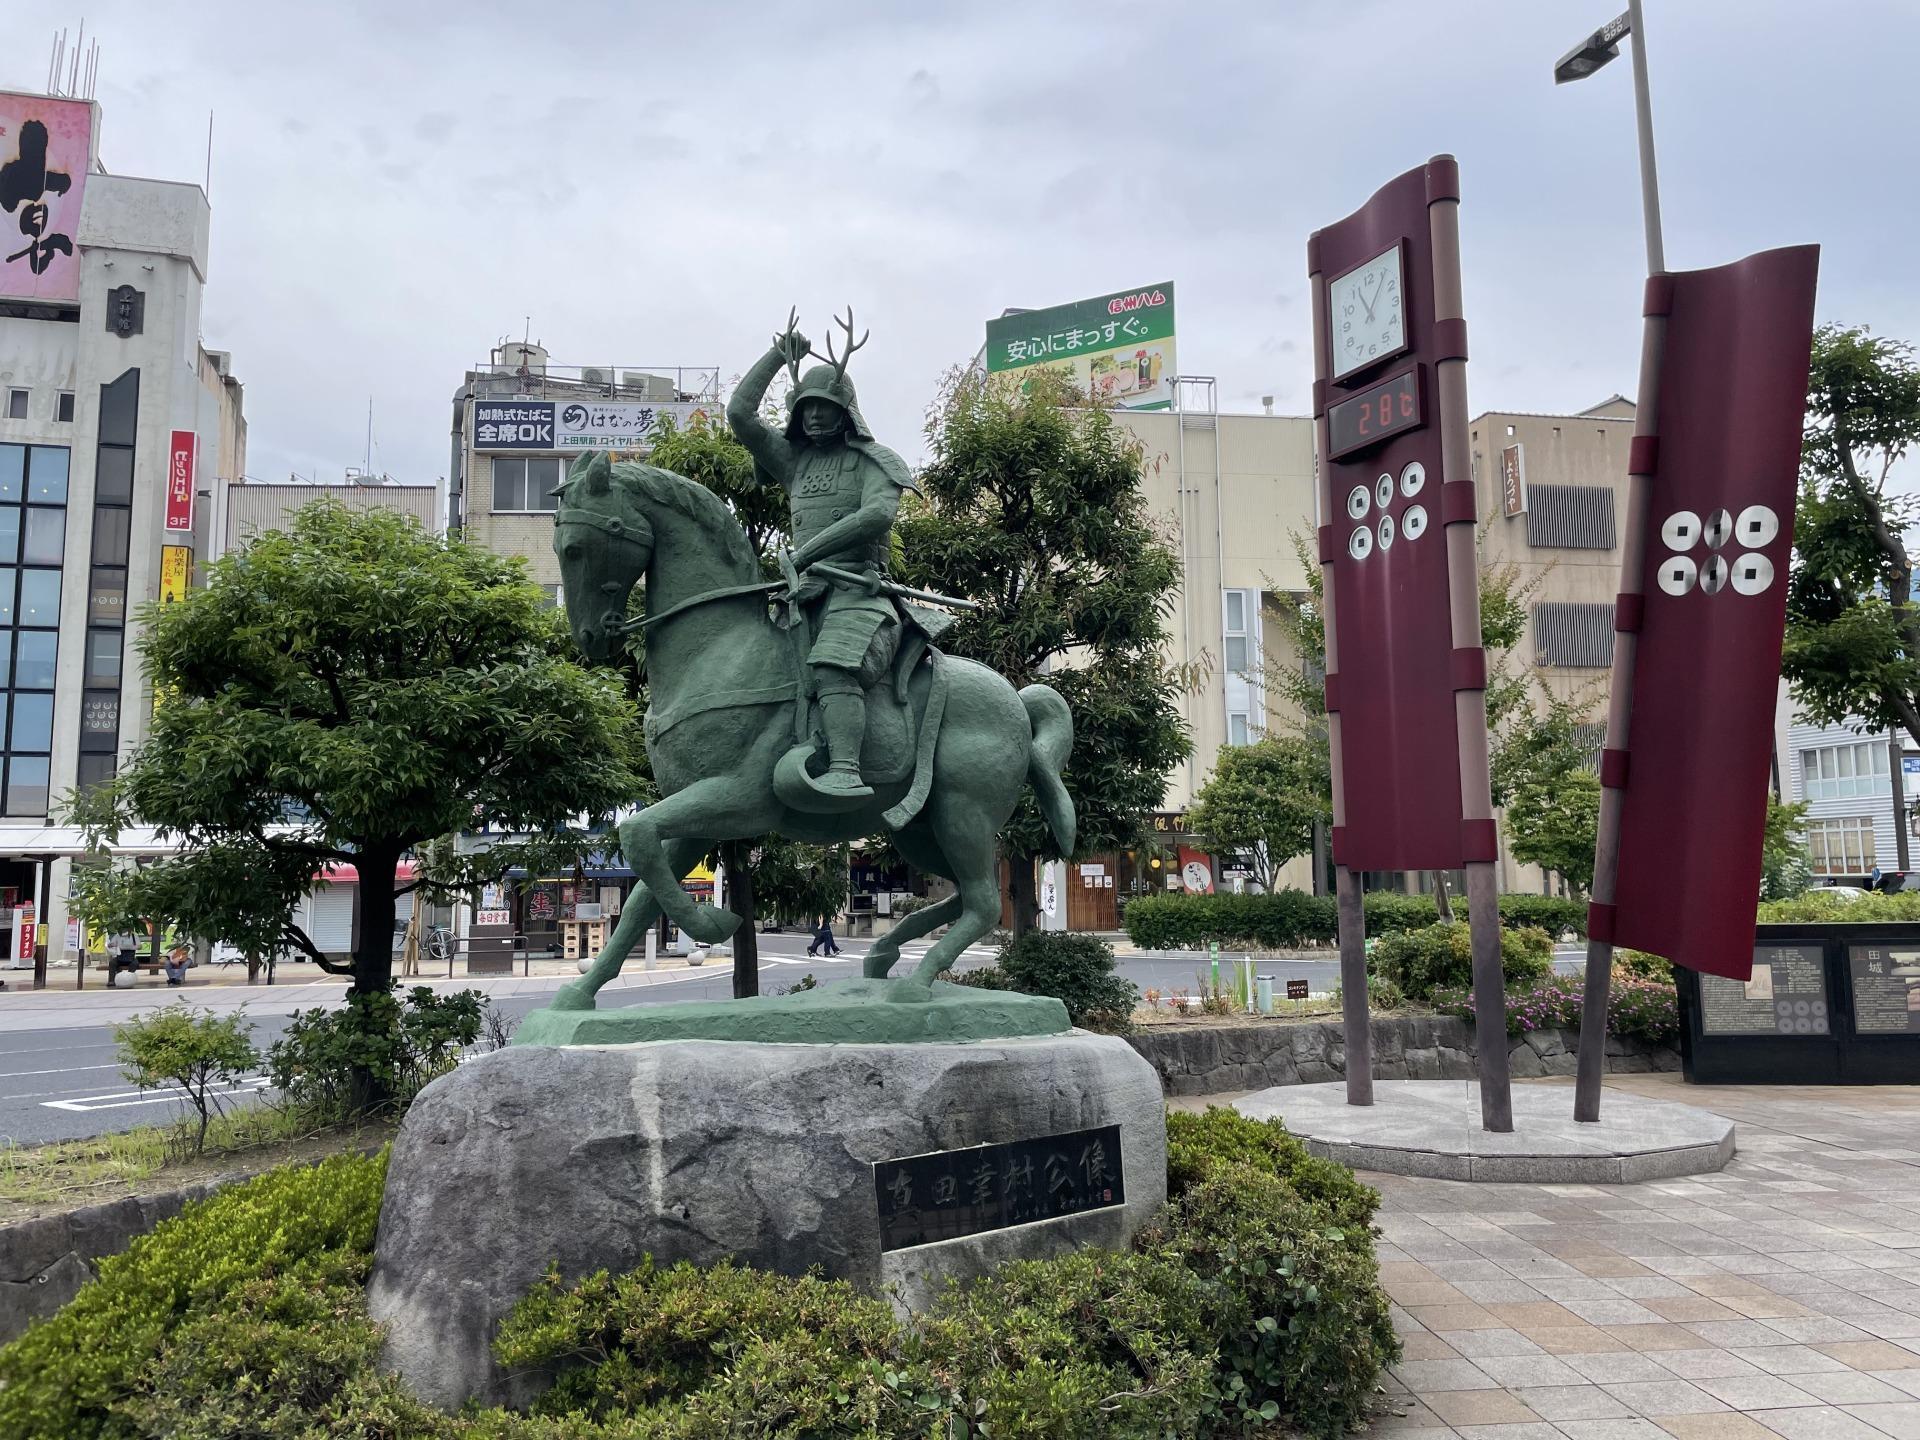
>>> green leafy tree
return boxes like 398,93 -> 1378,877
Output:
901,366 -> 1191,932
1185,736 -> 1329,892
71,503 -> 642,1105
1783,325 -> 1920,744
1761,795 -> 1813,901
1504,767 -> 1601,896
750,841 -> 853,928
113,1004 -> 260,1156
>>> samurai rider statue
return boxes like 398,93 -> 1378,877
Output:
727,308 -> 915,804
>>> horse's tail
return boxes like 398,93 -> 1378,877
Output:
1019,684 -> 1076,856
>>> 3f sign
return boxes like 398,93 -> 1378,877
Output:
166,431 -> 196,532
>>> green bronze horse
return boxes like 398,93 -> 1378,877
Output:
545,451 -> 1075,1011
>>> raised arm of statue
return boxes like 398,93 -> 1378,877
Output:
728,327 -> 805,486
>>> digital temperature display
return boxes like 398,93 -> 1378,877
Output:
1327,366 -> 1423,459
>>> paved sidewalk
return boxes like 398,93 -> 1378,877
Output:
1373,1074 -> 1920,1440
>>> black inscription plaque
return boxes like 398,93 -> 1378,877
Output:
1849,945 -> 1920,1034
1698,944 -> 1828,1035
873,1123 -> 1124,1252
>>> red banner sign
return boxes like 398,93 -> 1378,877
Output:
166,430 -> 196,532
1608,245 -> 1820,980
1310,160 -> 1469,871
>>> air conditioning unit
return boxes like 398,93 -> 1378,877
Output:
581,367 -> 609,386
621,371 -> 675,401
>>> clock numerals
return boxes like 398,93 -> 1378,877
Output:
1328,245 -> 1406,380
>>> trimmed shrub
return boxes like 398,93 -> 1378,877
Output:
108,1255 -> 446,1440
1125,887 -> 1584,951
1123,889 -> 1338,950
0,1150 -> 389,1440
1614,948 -> 1674,981
1369,921 -> 1554,1002
267,986 -> 484,1120
497,1259 -> 917,1428
1497,893 -> 1587,939
921,1249 -> 1217,1437
992,930 -> 1139,1031
1137,1164 -> 1399,1438
1165,1107 -> 1379,1232
1362,891 -> 1442,936
1759,889 -> 1920,922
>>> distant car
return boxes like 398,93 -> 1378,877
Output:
1820,885 -> 1870,902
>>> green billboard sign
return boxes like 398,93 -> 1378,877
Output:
985,282 -> 1176,410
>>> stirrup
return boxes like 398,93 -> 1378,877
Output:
773,742 -> 875,813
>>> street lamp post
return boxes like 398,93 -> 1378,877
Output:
1555,0 -> 1668,1123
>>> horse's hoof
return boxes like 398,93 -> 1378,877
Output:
681,904 -> 741,944
885,980 -> 934,1003
548,982 -> 597,1012
863,949 -> 898,979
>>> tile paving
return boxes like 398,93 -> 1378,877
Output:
1368,1076 -> 1920,1440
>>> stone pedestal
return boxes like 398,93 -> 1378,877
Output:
368,1034 -> 1166,1411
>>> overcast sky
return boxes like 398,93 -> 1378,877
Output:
5,1 -> 1915,488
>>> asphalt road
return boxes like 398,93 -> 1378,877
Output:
0,934 -> 1578,1145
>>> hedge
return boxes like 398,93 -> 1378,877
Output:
0,1113 -> 1397,1440
1123,887 -> 1588,951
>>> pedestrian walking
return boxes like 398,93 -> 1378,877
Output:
808,917 -> 840,957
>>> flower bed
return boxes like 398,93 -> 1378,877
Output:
1431,972 -> 1680,1045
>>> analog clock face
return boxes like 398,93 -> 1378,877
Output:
1330,245 -> 1406,380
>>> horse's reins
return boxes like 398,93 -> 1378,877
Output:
556,506 -> 980,641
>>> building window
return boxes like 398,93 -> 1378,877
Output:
1533,602 -> 1615,668
4,389 -> 26,421
14,630 -> 56,689
543,583 -> 564,609
1223,589 -> 1250,674
83,628 -> 121,688
1802,741 -> 1889,801
1806,816 -> 1876,876
1228,712 -> 1250,747
1525,484 -> 1617,550
492,457 -> 564,513
55,391 -> 74,423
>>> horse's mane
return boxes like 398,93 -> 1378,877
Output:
565,460 -> 758,573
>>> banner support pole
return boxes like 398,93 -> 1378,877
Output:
1309,236 -> 1372,1107
1577,0 -> 1667,1125
1429,161 -> 1512,1134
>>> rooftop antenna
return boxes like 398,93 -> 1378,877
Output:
365,397 -> 374,477
86,39 -> 98,99
48,29 -> 66,95
69,20 -> 83,97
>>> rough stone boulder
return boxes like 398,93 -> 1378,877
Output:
368,1034 -> 1166,1411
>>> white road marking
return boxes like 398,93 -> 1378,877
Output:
2,1062 -> 122,1078
42,1077 -> 269,1113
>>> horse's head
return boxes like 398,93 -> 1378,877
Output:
553,452 -> 651,662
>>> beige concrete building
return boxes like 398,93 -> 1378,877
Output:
0,87 -> 248,970
208,477 -> 441,562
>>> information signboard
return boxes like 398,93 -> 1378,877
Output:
1697,945 -> 1828,1036
1848,945 -> 1920,1034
